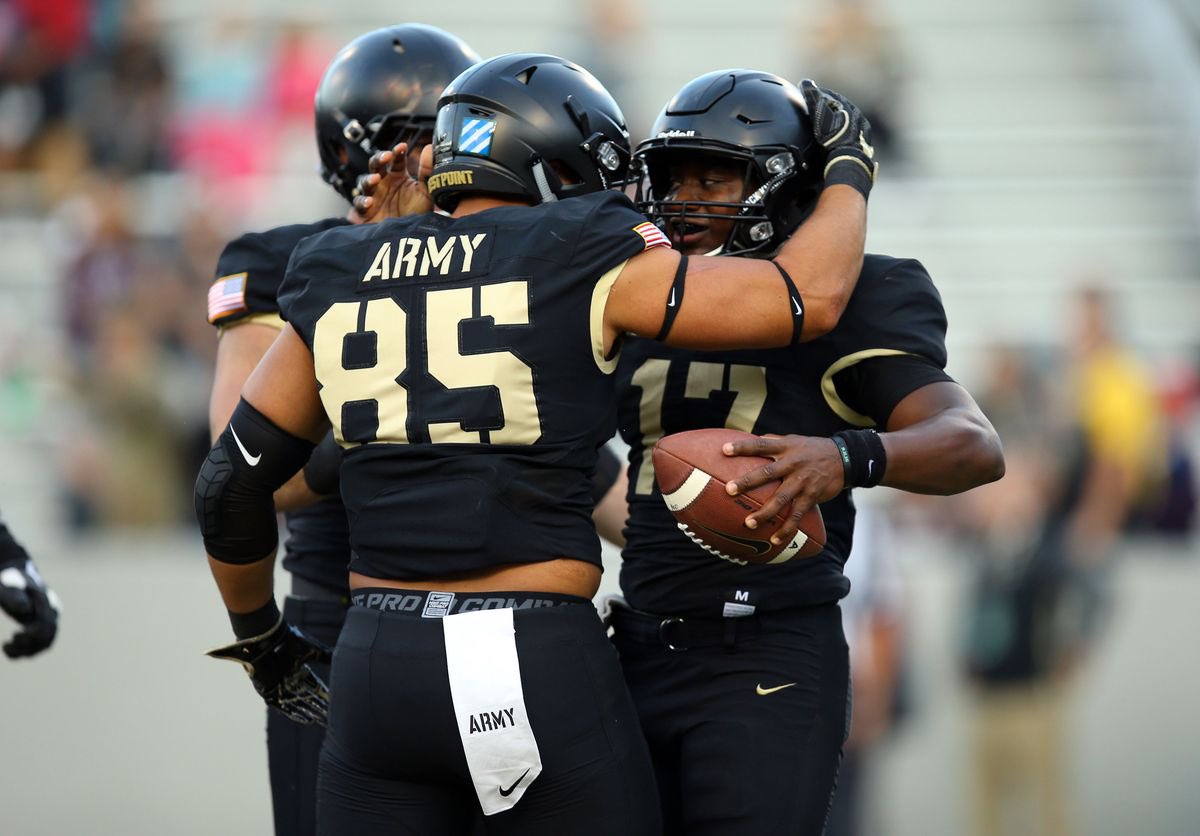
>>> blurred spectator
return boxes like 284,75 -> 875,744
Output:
171,16 -> 269,185
73,306 -> 187,525
803,0 -> 907,164
262,21 -> 337,177
54,173 -> 138,360
1129,356 -> 1198,537
49,175 -> 218,530
955,287 -> 1168,836
0,0 -> 91,168
826,500 -> 909,836
1064,284 -> 1168,573
73,0 -> 173,175
953,345 -> 1073,836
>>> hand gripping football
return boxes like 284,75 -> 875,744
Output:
652,428 -> 826,565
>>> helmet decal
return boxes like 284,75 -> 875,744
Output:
427,53 -> 632,211
458,118 -> 496,156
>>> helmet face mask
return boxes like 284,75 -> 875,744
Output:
427,54 -> 633,211
314,24 -> 481,202
638,145 -> 777,255
634,70 -> 824,257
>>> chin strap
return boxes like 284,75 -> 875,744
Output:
530,159 -> 558,203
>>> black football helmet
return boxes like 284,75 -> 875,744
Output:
427,53 -> 632,211
635,70 -> 824,256
315,24 -> 480,201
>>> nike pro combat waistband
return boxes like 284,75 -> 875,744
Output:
351,588 -> 589,618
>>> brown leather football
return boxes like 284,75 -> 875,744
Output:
651,428 -> 826,565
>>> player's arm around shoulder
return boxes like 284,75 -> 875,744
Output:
605,84 -> 876,351
773,184 -> 867,338
604,184 -> 865,355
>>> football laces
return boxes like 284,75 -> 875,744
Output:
676,522 -> 749,566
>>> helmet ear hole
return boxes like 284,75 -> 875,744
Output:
548,160 -> 581,185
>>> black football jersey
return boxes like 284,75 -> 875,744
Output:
209,218 -> 350,327
278,191 -> 667,581
209,218 -> 353,593
615,255 -> 953,616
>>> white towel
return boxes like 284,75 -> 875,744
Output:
443,607 -> 543,815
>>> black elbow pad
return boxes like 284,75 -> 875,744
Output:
195,399 -> 316,564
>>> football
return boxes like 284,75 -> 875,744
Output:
651,428 -> 826,565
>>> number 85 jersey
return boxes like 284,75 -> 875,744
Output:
278,191 -> 667,581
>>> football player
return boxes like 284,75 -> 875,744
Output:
0,514 -> 60,659
203,24 -> 480,836
609,69 -> 1005,835
195,53 -> 873,834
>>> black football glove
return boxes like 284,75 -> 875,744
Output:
207,618 -> 332,725
0,552 -> 61,659
800,80 -> 877,199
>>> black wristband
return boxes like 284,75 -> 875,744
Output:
228,597 -> 281,640
824,148 -> 875,200
830,428 -> 887,488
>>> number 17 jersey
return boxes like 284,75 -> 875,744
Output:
615,255 -> 952,616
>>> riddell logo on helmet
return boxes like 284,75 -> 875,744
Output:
657,129 -> 696,138
428,170 -> 475,192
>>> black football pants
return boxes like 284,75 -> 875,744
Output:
317,598 -> 662,835
266,594 -> 348,836
612,602 -> 850,835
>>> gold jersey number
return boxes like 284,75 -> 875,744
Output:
630,359 -> 767,495
312,281 -> 541,446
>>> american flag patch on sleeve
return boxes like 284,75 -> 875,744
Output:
207,272 -> 248,323
633,221 -> 670,251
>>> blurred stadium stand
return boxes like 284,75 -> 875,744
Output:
0,0 -> 1196,834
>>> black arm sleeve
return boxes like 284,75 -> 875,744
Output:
834,355 -> 954,427
823,257 -> 953,427
195,399 -> 316,564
